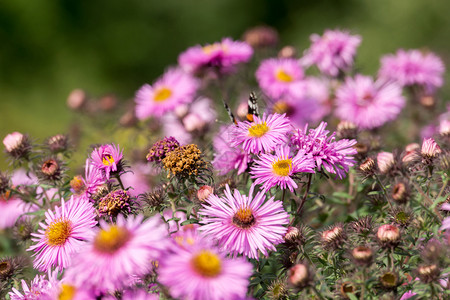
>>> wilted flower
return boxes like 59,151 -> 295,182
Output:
379,271 -> 399,290
162,144 -> 207,178
98,189 -> 132,218
146,136 -> 180,163
359,157 -> 376,176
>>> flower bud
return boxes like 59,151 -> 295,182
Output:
336,121 -> 357,139
3,132 -> 31,159
321,223 -> 346,250
351,246 -> 373,266
37,158 -> 64,184
284,226 -> 300,244
421,138 -> 441,160
288,263 -> 311,289
351,216 -> 373,235
278,46 -> 297,59
391,181 -> 410,204
67,89 -> 87,110
359,157 -> 376,176
197,185 -> 214,202
47,134 -> 69,153
377,224 -> 400,248
377,152 -> 394,174
183,113 -> 206,133
243,26 -> 279,49
99,94 -> 117,112
439,120 -> 450,136
417,264 -> 440,283
236,102 -> 248,121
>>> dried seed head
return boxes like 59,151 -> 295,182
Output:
390,207 -> 413,228
351,216 -> 373,235
391,181 -> 410,204
140,186 -> 166,208
379,271 -> 399,289
162,144 -> 208,178
98,190 -> 132,217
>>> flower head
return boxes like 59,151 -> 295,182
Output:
9,270 -> 58,300
291,122 -> 357,179
335,75 -> 406,129
158,234 -> 252,300
178,38 -> 253,74
98,189 -> 132,218
146,136 -> 180,163
199,184 -> 289,259
162,144 -> 208,178
65,214 -> 168,292
231,113 -> 291,154
27,198 -> 97,272
379,49 -> 445,92
255,58 -> 304,99
250,145 -> 315,192
70,160 -> 106,201
3,132 -> 31,159
421,138 -> 441,159
135,68 -> 199,119
301,29 -> 361,76
89,144 -> 123,180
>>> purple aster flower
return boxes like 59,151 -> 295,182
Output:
271,77 -> 331,127
212,126 -> 251,175
399,291 -> 417,300
250,145 -> 315,192
379,49 -> 445,92
120,290 -> 160,300
255,58 -> 304,99
27,197 -> 97,272
231,113 -> 292,154
291,122 -> 357,179
40,280 -> 97,300
440,203 -> 450,231
135,68 -> 199,120
335,75 -> 406,129
70,159 -> 105,201
158,234 -> 252,300
199,184 -> 290,259
65,214 -> 168,292
301,29 -> 361,77
9,270 -> 58,300
178,38 -> 253,74
89,143 -> 123,180
146,136 -> 180,163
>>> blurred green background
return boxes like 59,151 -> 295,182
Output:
0,0 -> 449,169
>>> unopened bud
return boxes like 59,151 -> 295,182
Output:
377,224 -> 401,248
197,185 -> 214,202
67,89 -> 87,110
337,121 -> 357,139
243,26 -> 279,49
377,152 -> 394,174
417,264 -> 440,283
278,46 -> 297,59
288,263 -> 310,289
351,246 -> 373,266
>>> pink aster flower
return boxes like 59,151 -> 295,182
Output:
9,270 -> 58,300
40,280 -> 97,300
89,143 -> 123,180
135,68 -> 199,120
158,234 -> 252,300
335,75 -> 406,129
212,125 -> 251,175
250,145 -> 315,192
120,290 -> 160,300
301,29 -> 361,77
291,122 -> 357,179
256,58 -> 304,99
27,197 -> 97,272
71,159 -> 105,201
231,113 -> 292,154
199,184 -> 290,259
440,203 -> 450,231
379,49 -> 445,92
178,38 -> 253,74
65,214 -> 168,292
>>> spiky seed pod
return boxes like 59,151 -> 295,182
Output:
376,224 -> 401,248
336,121 -> 357,140
46,134 -> 70,153
351,216 -> 373,235
416,264 -> 440,283
197,185 -> 214,202
266,279 -> 289,300
2,132 -> 31,160
321,223 -> 346,250
36,157 -> 65,185
389,207 -> 413,228
0,256 -> 26,281
12,219 -> 33,243
140,186 -> 166,208
359,157 -> 376,177
351,246 -> 373,266
288,263 -> 312,290
0,172 -> 10,195
391,181 -> 410,204
379,271 -> 400,290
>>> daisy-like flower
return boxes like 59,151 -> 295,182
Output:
379,49 -> 445,92
291,122 -> 357,179
301,29 -> 361,77
27,197 -> 97,272
199,184 -> 290,259
250,145 -> 315,192
65,214 -> 168,292
135,68 -> 199,120
441,203 -> 450,231
9,270 -> 58,300
40,281 -> 97,300
89,143 -> 123,180
335,75 -> 406,129
70,159 -> 105,201
158,234 -> 252,300
120,290 -> 160,300
212,125 -> 251,175
178,38 -> 253,74
255,58 -> 304,99
231,113 -> 292,154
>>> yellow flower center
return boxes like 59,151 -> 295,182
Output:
70,176 -> 86,195
273,101 -> 290,114
191,250 -> 222,277
202,44 -> 220,54
102,154 -> 115,166
153,87 -> 172,102
272,159 -> 292,177
275,69 -> 293,82
232,207 -> 255,229
58,284 -> 76,300
93,225 -> 130,254
248,122 -> 269,138
46,219 -> 72,246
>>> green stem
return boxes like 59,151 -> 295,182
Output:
374,175 -> 392,209
311,285 -> 326,300
115,173 -> 125,190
